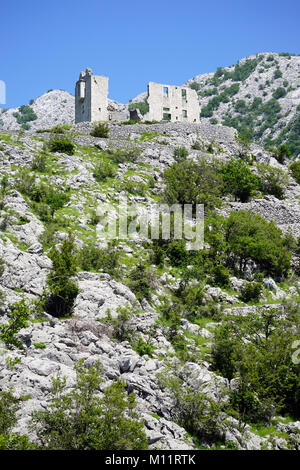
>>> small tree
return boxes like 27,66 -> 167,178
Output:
219,158 -> 259,202
0,389 -> 33,450
0,299 -> 31,348
31,360 -> 148,450
44,232 -> 79,317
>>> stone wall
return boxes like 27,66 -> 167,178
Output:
143,81 -> 200,123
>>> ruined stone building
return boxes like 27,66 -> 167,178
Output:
75,68 -> 108,123
75,69 -> 200,124
142,82 -> 200,123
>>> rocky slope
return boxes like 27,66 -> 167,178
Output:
0,120 -> 299,450
0,90 -> 127,131
184,52 -> 300,155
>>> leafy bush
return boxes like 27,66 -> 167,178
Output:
132,337 -> 155,357
0,390 -> 33,449
48,136 -> 75,155
90,122 -> 109,138
31,360 -> 148,450
44,233 -> 79,317
106,146 -> 141,164
31,153 -> 48,172
211,306 -> 300,421
212,264 -> 230,288
189,82 -> 200,91
80,242 -> 119,276
256,163 -> 289,199
240,281 -> 263,302
274,69 -> 283,79
270,144 -> 291,163
163,158 -> 223,211
0,299 -> 31,348
173,146 -> 188,162
157,368 -> 226,443
205,210 -> 291,278
13,105 -> 37,124
290,160 -> 300,183
128,263 -> 154,302
93,160 -> 116,182
272,87 -> 287,99
219,158 -> 259,202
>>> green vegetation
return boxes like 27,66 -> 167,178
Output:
289,160 -> 300,183
30,360 -> 148,450
157,367 -> 227,444
128,100 -> 149,116
90,122 -> 110,138
48,135 -> 75,155
13,105 -> 37,125
93,160 -> 116,182
79,242 -> 119,277
0,390 -> 33,449
219,158 -> 259,202
163,158 -> 223,210
205,210 -> 291,278
44,233 -> 79,317
211,304 -> 300,422
256,164 -> 289,199
0,299 -> 31,348
173,146 -> 188,161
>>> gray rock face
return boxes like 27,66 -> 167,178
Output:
184,52 -> 300,148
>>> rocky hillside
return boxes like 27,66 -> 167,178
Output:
185,52 -> 300,157
0,119 -> 299,450
0,90 -> 127,131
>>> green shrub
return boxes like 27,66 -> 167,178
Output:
173,146 -> 188,162
107,146 -> 141,164
44,233 -> 79,317
109,306 -> 136,343
219,158 -> 259,202
270,144 -> 291,163
90,122 -> 109,138
272,87 -> 287,99
157,368 -> 226,443
289,160 -> 300,184
80,242 -> 119,276
33,342 -> 46,349
0,299 -> 31,348
256,163 -> 289,199
212,264 -> 230,287
163,158 -> 223,211
31,153 -> 48,172
205,210 -> 291,278
274,69 -> 283,79
240,281 -> 263,302
30,360 -> 148,450
190,82 -> 200,91
132,337 -> 155,357
211,306 -> 300,421
48,136 -> 75,155
128,263 -> 153,302
93,160 -> 116,182
13,105 -> 37,125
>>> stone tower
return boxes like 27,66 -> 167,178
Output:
75,68 -> 108,123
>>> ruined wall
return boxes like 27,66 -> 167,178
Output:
75,68 -> 108,123
144,82 -> 200,123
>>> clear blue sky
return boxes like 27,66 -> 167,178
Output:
1,0 -> 299,108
